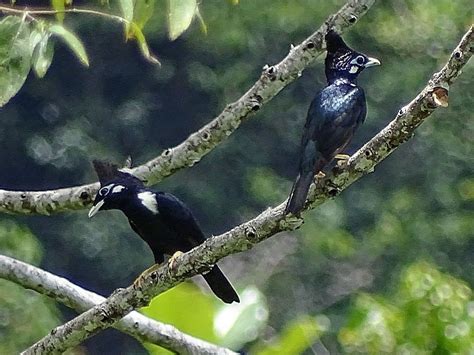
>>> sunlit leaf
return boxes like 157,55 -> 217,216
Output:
215,286 -> 268,349
141,282 -> 217,354
118,0 -> 133,37
0,16 -> 32,107
32,34 -> 54,78
133,0 -> 155,30
129,23 -> 160,65
255,316 -> 325,355
167,0 -> 197,41
51,0 -> 66,23
49,24 -> 89,67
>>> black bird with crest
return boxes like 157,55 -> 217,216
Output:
285,30 -> 380,214
88,160 -> 239,304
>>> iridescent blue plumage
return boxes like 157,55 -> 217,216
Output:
286,31 -> 380,214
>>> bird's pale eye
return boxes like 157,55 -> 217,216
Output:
99,187 -> 109,196
356,56 -> 365,65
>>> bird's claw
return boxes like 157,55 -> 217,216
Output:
133,263 -> 160,289
168,251 -> 184,272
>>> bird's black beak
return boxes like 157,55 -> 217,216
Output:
365,57 -> 381,68
88,199 -> 104,218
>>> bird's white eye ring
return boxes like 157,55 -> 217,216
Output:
99,187 -> 109,196
356,56 -> 365,65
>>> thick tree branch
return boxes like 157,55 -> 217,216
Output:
0,0 -> 375,215
23,26 -> 473,355
0,255 -> 236,355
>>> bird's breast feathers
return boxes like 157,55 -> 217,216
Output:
137,191 -> 159,214
321,85 -> 360,108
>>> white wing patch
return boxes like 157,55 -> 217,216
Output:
137,191 -> 159,214
112,185 -> 125,194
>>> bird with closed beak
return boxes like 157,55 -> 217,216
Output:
88,160 -> 239,304
285,30 -> 380,215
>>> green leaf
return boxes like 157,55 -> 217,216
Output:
49,24 -> 89,67
168,0 -> 197,41
118,0 -> 134,36
129,23 -> 160,65
215,286 -> 268,350
51,0 -> 66,23
32,34 -> 54,78
141,282 -> 217,354
255,316 -> 325,355
133,0 -> 155,30
0,16 -> 32,107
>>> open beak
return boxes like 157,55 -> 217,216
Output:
365,57 -> 381,68
88,200 -> 104,218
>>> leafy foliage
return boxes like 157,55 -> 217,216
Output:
0,16 -> 31,107
0,16 -> 89,106
340,262 -> 474,353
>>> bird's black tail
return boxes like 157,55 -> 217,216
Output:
285,158 -> 326,215
285,172 -> 314,215
203,266 -> 239,304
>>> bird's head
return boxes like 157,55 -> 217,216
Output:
324,30 -> 380,83
88,160 -> 144,218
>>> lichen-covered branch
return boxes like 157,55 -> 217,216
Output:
0,0 -> 375,215
22,26 -> 473,355
0,255 -> 236,355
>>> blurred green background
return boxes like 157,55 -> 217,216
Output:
0,0 -> 473,353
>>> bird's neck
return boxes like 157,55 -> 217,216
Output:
326,74 -> 357,86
